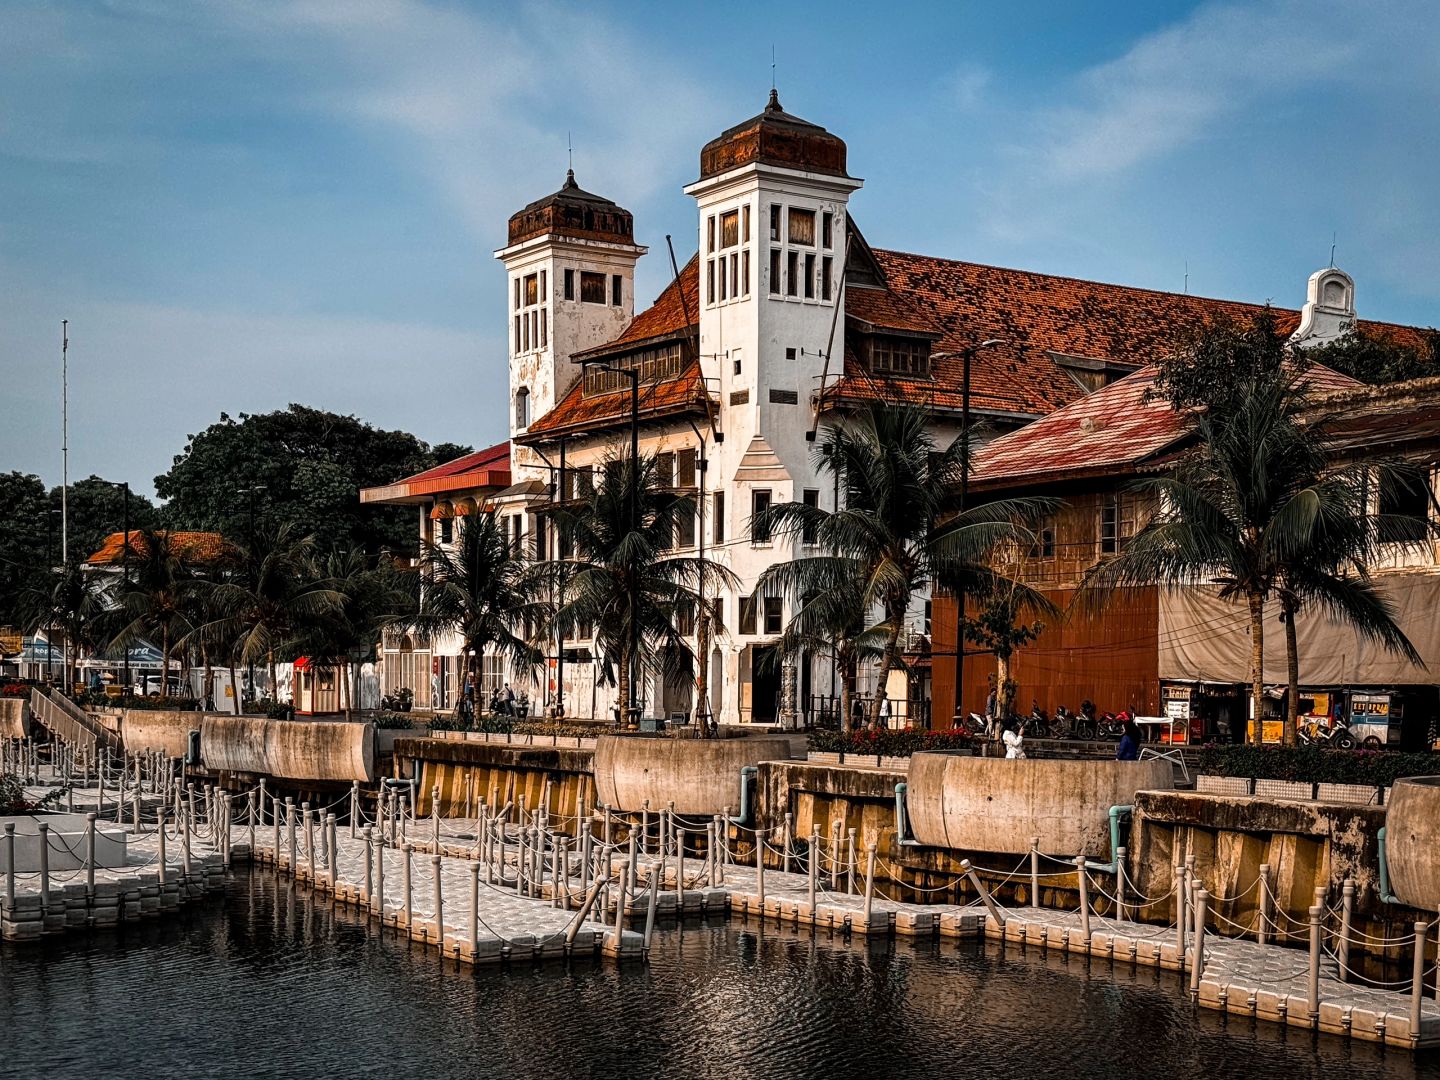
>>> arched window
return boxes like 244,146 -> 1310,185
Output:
515,386 -> 530,429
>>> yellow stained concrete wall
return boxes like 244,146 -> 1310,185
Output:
0,698 -> 30,739
201,715 -> 374,782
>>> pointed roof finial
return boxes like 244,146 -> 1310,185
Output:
563,167 -> 577,190
766,87 -> 782,113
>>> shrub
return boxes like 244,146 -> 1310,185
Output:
1197,743 -> 1439,788
2,682 -> 30,699
374,712 -> 414,730
808,726 -> 975,758
1,772 -> 62,814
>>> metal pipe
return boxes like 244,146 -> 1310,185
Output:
727,766 -> 759,825
1082,805 -> 1133,873
1377,826 -> 1403,904
894,782 -> 918,846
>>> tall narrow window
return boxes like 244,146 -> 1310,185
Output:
742,205 -> 751,242
533,514 -> 547,560
730,253 -> 739,297
540,308 -> 547,348
720,209 -> 739,248
822,210 -> 834,248
788,208 -> 815,245
707,260 -> 715,305
707,215 -> 716,252
514,315 -> 521,353
804,253 -> 816,299
769,250 -> 780,295
821,256 -> 833,301
763,597 -> 782,635
676,508 -> 695,549
523,273 -> 538,306
439,517 -> 453,545
655,452 -> 674,489
522,314 -> 530,351
742,250 -> 750,296
1099,500 -> 1119,555
739,594 -> 757,636
539,269 -> 546,297
751,489 -> 772,544
786,252 -> 799,297
801,488 -> 819,544
677,448 -> 697,488
564,269 -> 575,300
713,491 -> 725,544
514,278 -> 521,310
515,386 -> 529,429
611,275 -> 622,306
769,205 -> 781,241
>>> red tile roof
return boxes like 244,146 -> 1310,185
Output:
521,358 -> 713,441
359,441 -> 511,504
828,249 -> 1426,419
968,363 -> 1363,491
87,530 -> 232,566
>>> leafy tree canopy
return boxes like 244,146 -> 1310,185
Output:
1151,307 -> 1296,416
153,405 -> 470,557
1305,326 -> 1438,386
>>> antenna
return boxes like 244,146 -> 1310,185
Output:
1183,261 -> 1188,296
61,319 -> 69,567
771,45 -> 776,90
567,131 -> 573,173
1330,232 -> 1337,268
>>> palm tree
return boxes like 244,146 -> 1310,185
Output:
107,529 -> 197,699
758,404 -> 1057,730
540,453 -> 736,728
21,562 -> 109,693
407,510 -> 541,718
1084,370 -> 1421,744
193,524 -> 342,698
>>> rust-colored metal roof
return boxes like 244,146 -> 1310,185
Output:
359,441 -> 511,505
506,169 -> 634,248
968,364 -> 1363,491
699,90 -> 848,181
87,530 -> 233,566
519,358 -> 713,443
576,257 -> 699,360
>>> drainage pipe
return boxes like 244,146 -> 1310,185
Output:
1376,826 -> 1402,905
1082,805 -> 1134,874
894,783 -> 919,846
727,766 -> 758,827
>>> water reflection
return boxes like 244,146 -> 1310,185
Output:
1,870 -> 1437,1080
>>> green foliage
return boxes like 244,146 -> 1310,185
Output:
1,771 -> 63,814
808,726 -> 975,757
153,404 -> 469,556
1149,307 -> 1294,416
1306,327 -> 1438,386
52,475 -> 159,567
374,711 -> 415,730
1198,743 -> 1439,788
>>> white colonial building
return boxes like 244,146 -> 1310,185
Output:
363,92 -> 1423,728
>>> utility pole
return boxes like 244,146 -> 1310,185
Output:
122,482 -> 131,692
61,321 -> 69,566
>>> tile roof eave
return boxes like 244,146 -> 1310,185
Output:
573,324 -> 698,363
516,397 -> 714,445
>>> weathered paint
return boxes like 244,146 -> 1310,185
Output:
0,698 -> 30,739
200,716 -> 374,783
592,734 -> 793,814
1384,777 -> 1440,912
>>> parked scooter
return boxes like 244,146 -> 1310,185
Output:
1298,718 -> 1358,750
1021,701 -> 1050,739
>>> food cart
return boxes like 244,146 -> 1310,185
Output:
1348,691 -> 1403,748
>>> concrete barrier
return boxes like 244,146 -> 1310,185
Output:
117,709 -> 199,759
1,814 -> 128,872
200,715 -> 375,782
1384,776 -> 1440,911
592,734 -> 794,814
905,752 -> 1174,857
0,698 -> 30,739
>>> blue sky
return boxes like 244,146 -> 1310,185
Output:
3,0 -> 1438,498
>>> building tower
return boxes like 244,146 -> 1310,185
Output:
496,171 -> 646,481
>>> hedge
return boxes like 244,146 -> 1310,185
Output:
807,727 -> 975,758
1197,743 -> 1439,788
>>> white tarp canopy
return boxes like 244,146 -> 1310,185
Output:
1158,575 -> 1440,686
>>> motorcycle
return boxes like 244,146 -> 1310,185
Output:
1021,701 -> 1050,739
1098,711 -> 1128,740
1298,718 -> 1358,750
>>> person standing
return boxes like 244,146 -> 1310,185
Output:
1116,718 -> 1142,761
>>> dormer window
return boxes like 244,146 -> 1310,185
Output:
869,336 -> 931,377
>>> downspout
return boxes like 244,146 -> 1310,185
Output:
895,782 -> 920,846
1377,826 -> 1402,904
1082,804 -> 1133,874
728,765 -> 758,826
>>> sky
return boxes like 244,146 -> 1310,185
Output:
2,0 -> 1438,499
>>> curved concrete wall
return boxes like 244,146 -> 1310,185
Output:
1384,776 -> 1440,912
200,716 -> 374,783
906,752 -> 1174,857
119,709 -> 199,759
0,698 -> 30,740
592,735 -> 794,814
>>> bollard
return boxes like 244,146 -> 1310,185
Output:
431,855 -> 444,944
433,784 -> 441,849
1175,860 -> 1188,971
643,863 -> 659,952
1030,836 -> 1041,909
1411,922 -> 1427,1045
248,790 -> 257,855
304,804 -> 315,880
258,778 -> 267,827
1075,856 -> 1091,942
641,805 -> 650,856
326,814 -> 338,888
181,802 -> 192,878
350,781 -> 359,839
1257,863 -> 1271,945
1115,845 -> 1128,922
676,827 -> 685,896
286,798 -> 297,872
628,830 -> 638,895
37,823 -> 50,913
830,819 -> 841,889
807,826 -> 819,915
363,827 -> 374,906
1308,904 -> 1323,1027
581,821 -> 592,898
187,783 -> 197,837
4,822 -> 15,910
602,804 -> 611,846
83,811 -> 99,896
863,843 -> 877,925
784,813 -> 795,874
221,794 -> 231,867
131,787 -> 141,836
1191,889 -> 1209,999
847,829 -> 857,896
961,858 -> 1006,929
469,860 -> 481,953
157,810 -> 167,885
1339,878 -> 1355,982
376,830 -> 386,919
402,843 -> 414,932
557,837 -> 569,907
757,830 -> 767,909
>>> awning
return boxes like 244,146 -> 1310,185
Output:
293,656 -> 312,671
429,500 -> 454,520
453,497 -> 477,517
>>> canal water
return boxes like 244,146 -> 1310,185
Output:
2,870 -> 1437,1080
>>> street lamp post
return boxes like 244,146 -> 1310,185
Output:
121,482 -> 131,693
581,360 -> 641,729
46,509 -> 62,684
937,339 -> 1006,724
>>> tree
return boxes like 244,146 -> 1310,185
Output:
964,586 -> 1047,724
1149,307 -> 1292,415
49,476 -> 158,569
20,563 -> 110,691
154,405 -> 470,557
192,524 -> 343,696
404,512 -> 539,718
1085,368 -> 1421,744
107,529 -> 199,699
541,454 -> 736,728
1307,327 -> 1438,386
758,404 -> 1056,730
